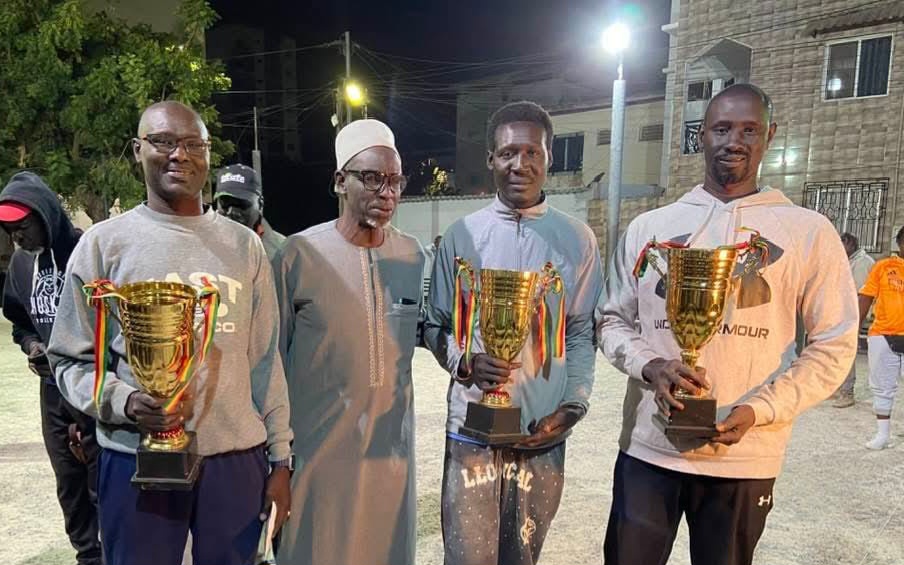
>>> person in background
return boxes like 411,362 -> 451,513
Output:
0,171 -> 102,565
833,232 -> 875,408
214,163 -> 286,260
858,225 -> 904,449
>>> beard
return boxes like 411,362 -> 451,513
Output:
362,216 -> 390,229
711,161 -> 751,186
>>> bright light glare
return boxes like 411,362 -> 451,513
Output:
602,22 -> 631,54
345,82 -> 365,106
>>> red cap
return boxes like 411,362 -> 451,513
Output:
0,201 -> 31,222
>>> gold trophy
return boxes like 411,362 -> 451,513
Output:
84,280 -> 220,490
454,260 -> 563,445
645,246 -> 738,437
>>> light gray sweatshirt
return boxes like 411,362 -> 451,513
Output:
424,195 -> 604,446
48,204 -> 293,461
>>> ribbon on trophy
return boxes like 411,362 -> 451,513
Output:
537,262 -> 566,366
83,277 -> 221,412
452,257 -> 478,363
632,228 -> 768,280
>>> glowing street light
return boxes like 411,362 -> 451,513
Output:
345,81 -> 365,106
602,22 -> 631,56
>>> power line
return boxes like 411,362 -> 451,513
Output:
219,40 -> 340,61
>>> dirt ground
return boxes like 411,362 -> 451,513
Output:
2,316 -> 902,564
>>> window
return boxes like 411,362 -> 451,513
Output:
687,80 -> 713,101
803,179 -> 888,252
639,124 -> 664,142
597,129 -> 611,146
683,120 -> 702,154
825,36 -> 892,100
550,133 -> 584,173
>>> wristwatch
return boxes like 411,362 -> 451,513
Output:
272,454 -> 295,473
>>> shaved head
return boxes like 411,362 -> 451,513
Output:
138,101 -> 208,138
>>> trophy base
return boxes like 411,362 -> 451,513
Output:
132,432 -> 202,491
662,396 -> 718,438
458,401 -> 525,446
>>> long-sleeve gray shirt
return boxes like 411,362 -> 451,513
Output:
48,205 -> 293,461
424,195 -> 603,446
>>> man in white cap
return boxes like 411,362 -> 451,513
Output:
273,119 -> 425,565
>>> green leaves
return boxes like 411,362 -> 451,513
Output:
0,0 -> 233,222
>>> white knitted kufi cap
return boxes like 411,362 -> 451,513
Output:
335,119 -> 399,170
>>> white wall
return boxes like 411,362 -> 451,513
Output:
393,188 -> 594,249
550,99 -> 665,188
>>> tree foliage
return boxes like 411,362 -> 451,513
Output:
0,0 -> 233,221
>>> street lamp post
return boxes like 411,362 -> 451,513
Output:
602,22 -> 630,268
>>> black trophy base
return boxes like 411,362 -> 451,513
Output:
458,401 -> 525,446
662,395 -> 718,438
132,432 -> 203,491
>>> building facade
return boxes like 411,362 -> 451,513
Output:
663,0 -> 904,253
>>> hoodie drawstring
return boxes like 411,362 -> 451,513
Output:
50,248 -> 58,299
30,253 -> 40,314
685,199 -> 717,248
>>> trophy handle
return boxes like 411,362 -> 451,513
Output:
453,258 -> 478,363
163,280 -> 221,413
644,248 -> 668,284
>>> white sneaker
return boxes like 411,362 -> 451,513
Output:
865,436 -> 894,450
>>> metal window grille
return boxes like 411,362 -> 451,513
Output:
683,120 -> 702,154
803,178 -> 889,252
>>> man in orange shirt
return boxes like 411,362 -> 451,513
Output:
858,225 -> 904,449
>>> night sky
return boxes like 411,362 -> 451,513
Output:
208,0 -> 671,235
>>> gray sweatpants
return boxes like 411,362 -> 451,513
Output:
441,437 -> 566,565
868,335 -> 904,416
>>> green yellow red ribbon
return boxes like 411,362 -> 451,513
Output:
538,262 -> 566,366
82,280 -> 125,408
163,279 -> 219,412
452,258 -> 477,364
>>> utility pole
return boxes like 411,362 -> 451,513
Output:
336,31 -> 353,217
606,56 -> 625,267
344,31 -> 352,126
252,105 -> 262,185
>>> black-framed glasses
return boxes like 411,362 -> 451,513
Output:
344,169 -> 407,194
140,134 -> 210,156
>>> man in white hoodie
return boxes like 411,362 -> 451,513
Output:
598,84 -> 858,565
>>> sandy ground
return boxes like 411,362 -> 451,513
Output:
1,316 -> 903,564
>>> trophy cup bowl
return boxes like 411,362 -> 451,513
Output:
115,281 -> 208,489
458,268 -> 540,445
662,247 -> 738,437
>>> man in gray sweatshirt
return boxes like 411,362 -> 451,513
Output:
424,101 -> 604,565
48,101 -> 293,565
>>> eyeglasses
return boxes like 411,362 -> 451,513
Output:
140,134 -> 211,156
343,169 -> 407,194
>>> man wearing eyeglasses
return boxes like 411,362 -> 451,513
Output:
48,101 -> 294,565
273,119 -> 424,565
